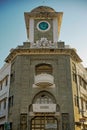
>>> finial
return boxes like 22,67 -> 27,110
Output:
42,0 -> 46,4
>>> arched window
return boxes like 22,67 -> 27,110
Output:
35,95 -> 53,104
32,91 -> 56,104
35,63 -> 53,75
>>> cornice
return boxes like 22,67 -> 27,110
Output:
24,12 -> 63,18
5,48 -> 82,63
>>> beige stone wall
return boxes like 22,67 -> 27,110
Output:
8,54 -> 76,130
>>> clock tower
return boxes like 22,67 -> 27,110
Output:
6,5 -> 82,130
24,6 -> 63,43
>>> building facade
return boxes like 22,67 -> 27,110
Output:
75,64 -> 87,130
0,6 -> 87,130
0,63 -> 11,130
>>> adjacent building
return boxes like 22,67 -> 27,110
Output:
0,5 -> 87,130
76,64 -> 87,129
0,63 -> 11,130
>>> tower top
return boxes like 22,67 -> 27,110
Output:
24,6 -> 63,41
5,6 -> 82,64
31,6 -> 55,13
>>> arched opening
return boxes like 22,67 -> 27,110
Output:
29,91 -> 59,130
35,63 -> 53,75
32,91 -> 56,104
34,64 -> 54,87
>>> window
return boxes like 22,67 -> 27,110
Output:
79,76 -> 87,89
86,101 -> 87,110
3,99 -> 6,109
0,81 -> 2,90
5,76 -> 8,86
72,62 -> 76,73
74,95 -> 79,107
0,102 -> 1,111
72,63 -> 77,83
9,96 -> 14,107
10,71 -> 15,83
33,91 -> 56,104
36,95 -> 53,104
79,76 -> 82,86
81,98 -> 83,110
83,80 -> 86,90
72,72 -> 77,83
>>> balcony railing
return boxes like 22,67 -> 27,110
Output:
33,104 -> 56,113
34,73 -> 54,87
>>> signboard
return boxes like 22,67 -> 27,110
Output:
45,123 -> 57,129
33,104 -> 56,112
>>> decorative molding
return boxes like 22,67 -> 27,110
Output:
30,37 -> 57,48
5,44 -> 82,63
33,84 -> 55,88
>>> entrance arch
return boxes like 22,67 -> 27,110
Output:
29,91 -> 60,130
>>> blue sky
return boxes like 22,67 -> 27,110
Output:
0,0 -> 87,68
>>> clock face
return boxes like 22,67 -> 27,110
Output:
37,21 -> 50,32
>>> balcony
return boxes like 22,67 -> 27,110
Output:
34,73 -> 54,87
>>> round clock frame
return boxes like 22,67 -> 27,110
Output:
37,21 -> 50,32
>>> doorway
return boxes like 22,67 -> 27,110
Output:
31,114 -> 58,130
